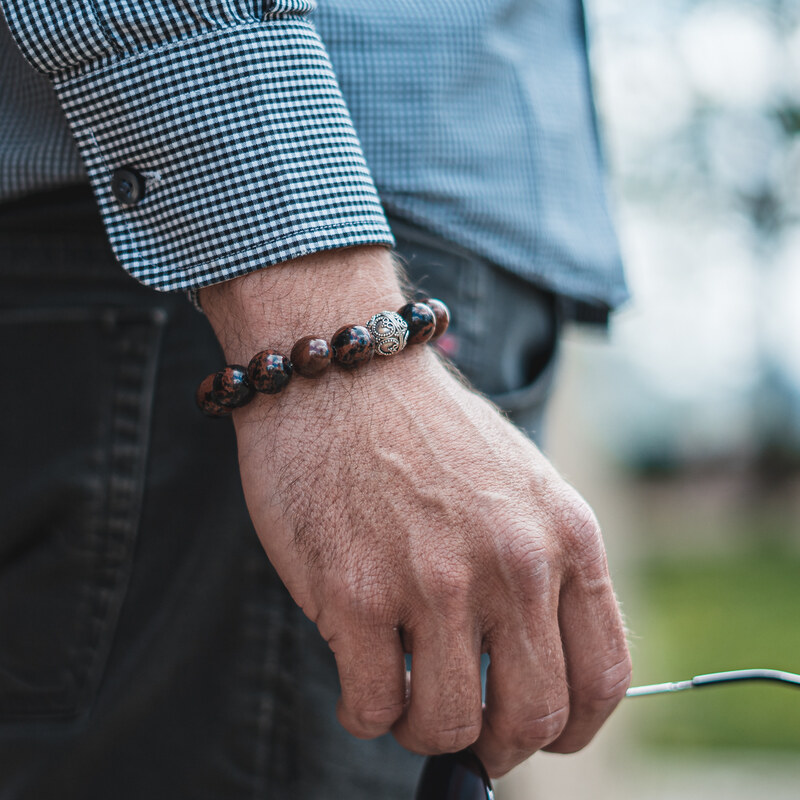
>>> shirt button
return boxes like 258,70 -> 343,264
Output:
111,167 -> 146,206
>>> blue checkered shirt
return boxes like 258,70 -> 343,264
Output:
0,0 -> 626,308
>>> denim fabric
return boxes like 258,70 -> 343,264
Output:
0,186 -> 558,799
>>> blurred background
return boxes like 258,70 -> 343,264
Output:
501,0 -> 800,797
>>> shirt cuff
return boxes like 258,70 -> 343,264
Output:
51,18 -> 394,292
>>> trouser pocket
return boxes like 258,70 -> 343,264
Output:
389,215 -> 561,442
0,306 -> 165,720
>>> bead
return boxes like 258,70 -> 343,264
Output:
212,365 -> 254,408
290,336 -> 332,378
247,349 -> 293,394
366,311 -> 409,356
331,325 -> 374,368
397,302 -> 436,345
195,373 -> 233,418
425,298 -> 450,340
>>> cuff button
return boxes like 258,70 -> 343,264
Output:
111,167 -> 146,206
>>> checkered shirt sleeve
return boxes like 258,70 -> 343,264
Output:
0,0 -> 394,292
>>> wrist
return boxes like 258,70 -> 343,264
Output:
197,245 -> 451,423
199,246 -> 404,364
234,331 -> 445,447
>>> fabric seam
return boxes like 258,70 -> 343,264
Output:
53,17 -> 312,86
157,219 -> 393,285
84,0 -> 125,58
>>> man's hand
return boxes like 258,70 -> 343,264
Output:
200,246 -> 630,777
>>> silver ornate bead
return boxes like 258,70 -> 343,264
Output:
366,311 -> 409,356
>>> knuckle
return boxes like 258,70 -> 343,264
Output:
510,705 -> 569,753
498,705 -> 569,752
560,501 -> 608,575
333,573 -> 393,621
502,532 -> 555,596
581,657 -> 633,712
417,721 -> 483,754
345,702 -> 405,737
563,500 -> 602,548
418,557 -> 472,612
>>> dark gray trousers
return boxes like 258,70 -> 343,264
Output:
0,187 -> 558,799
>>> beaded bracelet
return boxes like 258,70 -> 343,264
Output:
196,298 -> 450,417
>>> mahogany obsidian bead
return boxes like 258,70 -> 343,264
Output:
196,373 -> 233,418
331,324 -> 374,368
425,298 -> 450,340
212,365 -> 254,408
290,336 -> 332,378
247,349 -> 293,394
397,302 -> 436,345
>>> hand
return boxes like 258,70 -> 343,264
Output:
200,247 -> 631,777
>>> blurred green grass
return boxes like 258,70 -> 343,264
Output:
627,549 -> 800,752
